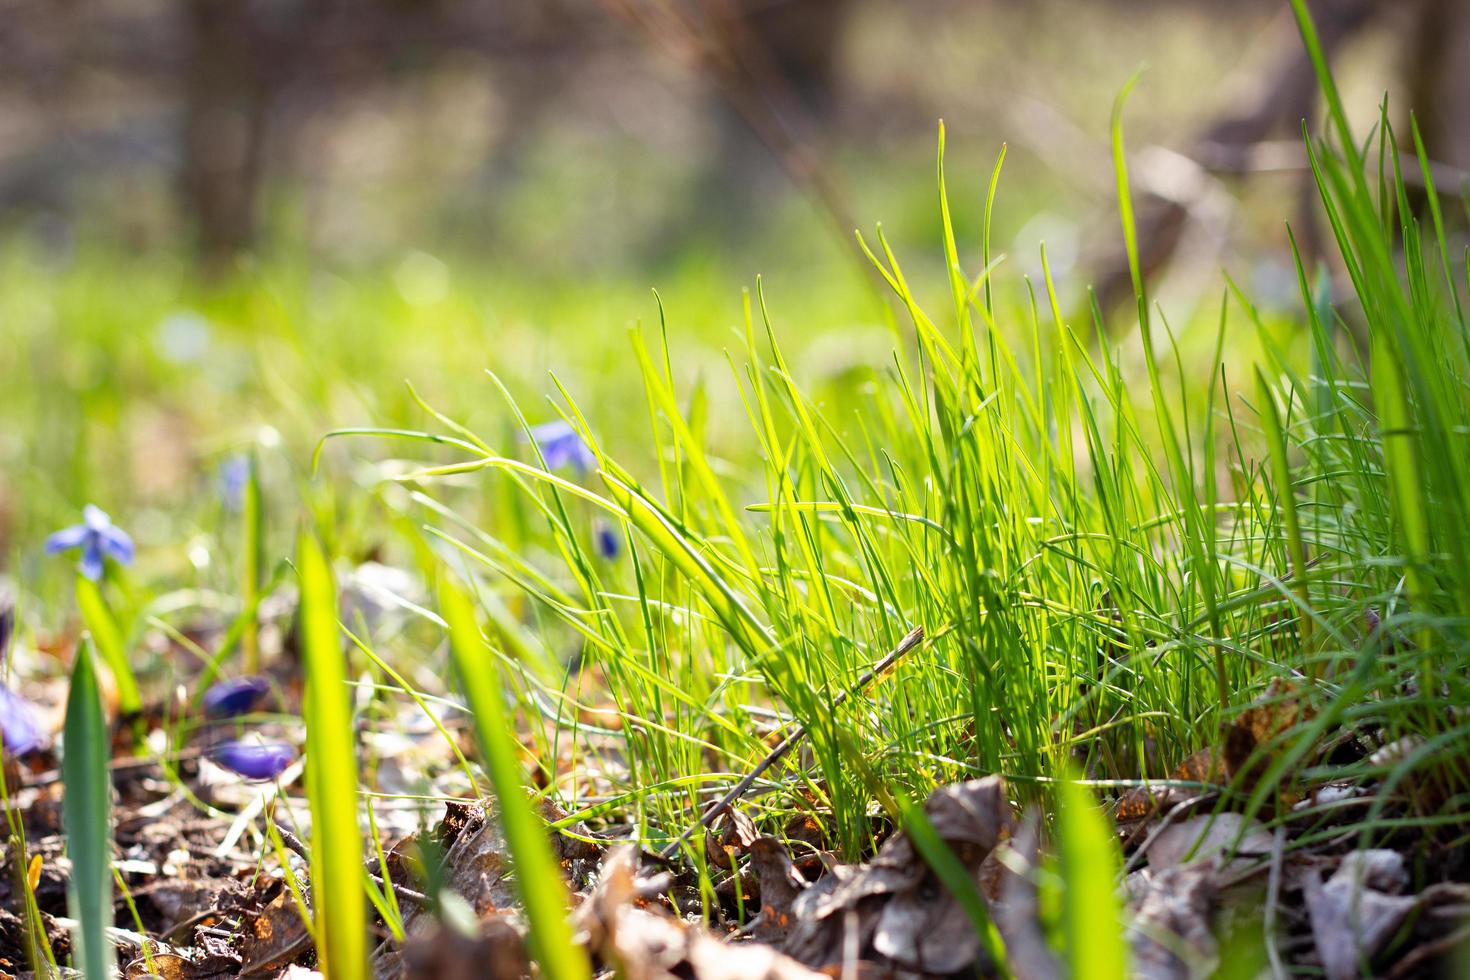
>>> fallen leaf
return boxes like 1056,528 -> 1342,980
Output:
237,888 -> 311,977
1147,813 -> 1272,874
582,847 -> 826,980
747,837 -> 809,943
396,918 -> 527,980
783,776 -> 1014,974
1124,866 -> 1218,980
1223,679 -> 1313,796
1303,849 -> 1418,980
992,812 -> 1061,980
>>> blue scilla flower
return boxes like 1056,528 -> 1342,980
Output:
595,522 -> 621,561
202,676 -> 270,717
45,505 -> 134,581
528,420 -> 596,474
210,740 -> 295,781
0,594 -> 40,755
219,455 -> 251,512
0,686 -> 43,756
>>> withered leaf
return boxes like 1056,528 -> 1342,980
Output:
748,837 -> 810,944
1116,679 -> 1313,824
1124,866 -> 1218,980
707,806 -> 761,871
237,890 -> 311,977
992,812 -> 1061,980
397,918 -> 528,980
1222,678 -> 1313,794
1147,813 -> 1272,874
583,847 -> 825,980
1304,850 -> 1418,980
783,776 -> 1014,974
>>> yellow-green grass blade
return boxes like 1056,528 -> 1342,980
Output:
1057,778 -> 1127,980
440,575 -> 591,980
75,576 -> 139,715
1254,368 -> 1312,654
299,534 -> 368,980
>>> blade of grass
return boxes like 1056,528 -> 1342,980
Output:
1056,777 -> 1128,980
298,533 -> 368,980
440,574 -> 591,980
75,577 -> 139,715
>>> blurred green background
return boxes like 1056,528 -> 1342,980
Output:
1,0 -> 1459,592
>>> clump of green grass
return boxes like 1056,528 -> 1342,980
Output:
325,1 -> 1470,901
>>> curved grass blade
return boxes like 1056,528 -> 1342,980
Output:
62,638 -> 114,979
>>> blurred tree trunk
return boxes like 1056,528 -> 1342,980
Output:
181,0 -> 270,268
1407,0 -> 1470,174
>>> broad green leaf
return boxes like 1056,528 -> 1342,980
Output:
62,639 -> 114,979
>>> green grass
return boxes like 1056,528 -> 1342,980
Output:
299,533 -> 369,980
6,2 -> 1470,971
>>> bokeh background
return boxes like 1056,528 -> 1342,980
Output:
1,0 -> 1465,581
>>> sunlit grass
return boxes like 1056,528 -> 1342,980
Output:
4,2 -> 1470,971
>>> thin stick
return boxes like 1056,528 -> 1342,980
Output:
659,625 -> 925,860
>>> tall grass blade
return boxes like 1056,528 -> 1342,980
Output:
241,452 -> 265,673
298,534 -> 368,980
440,574 -> 591,980
1057,778 -> 1127,980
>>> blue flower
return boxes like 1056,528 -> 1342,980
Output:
595,522 -> 621,561
219,456 -> 251,512
528,420 -> 596,474
202,676 -> 270,717
45,505 -> 134,581
0,686 -> 43,756
0,594 -> 14,668
210,740 -> 295,781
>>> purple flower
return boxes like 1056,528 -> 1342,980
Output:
210,740 -> 295,781
202,676 -> 270,717
45,505 -> 134,581
0,594 -> 14,668
595,522 -> 621,561
528,420 -> 595,474
0,686 -> 43,756
220,456 -> 251,512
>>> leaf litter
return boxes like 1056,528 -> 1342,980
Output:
3,621 -> 1470,979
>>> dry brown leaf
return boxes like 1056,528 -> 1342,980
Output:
582,847 -> 825,980
1124,866 -> 1218,980
748,837 -> 810,944
1223,679 -> 1313,794
1303,849 -> 1419,980
1147,813 -> 1272,874
1115,749 -> 1222,825
397,918 -> 527,980
991,813 -> 1060,980
782,776 -> 1014,975
237,889 -> 311,977
707,806 -> 761,871
1116,679 -> 1314,825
